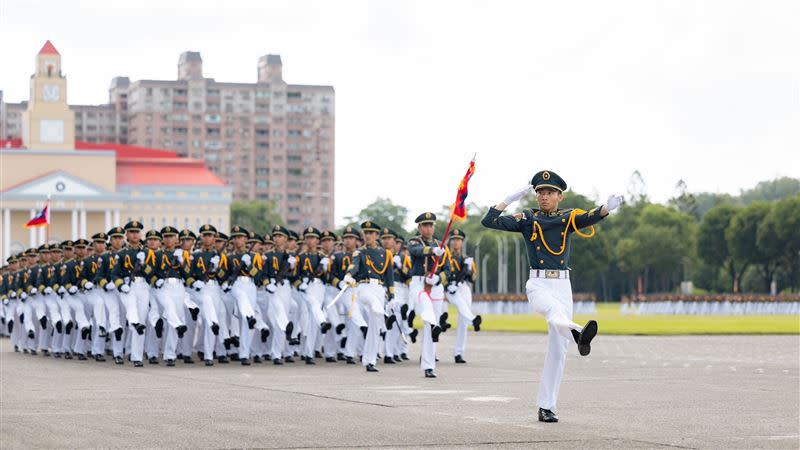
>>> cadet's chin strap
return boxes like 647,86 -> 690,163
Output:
531,208 -> 596,256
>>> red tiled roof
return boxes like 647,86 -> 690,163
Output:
117,158 -> 226,186
0,139 -> 226,187
38,40 -> 60,55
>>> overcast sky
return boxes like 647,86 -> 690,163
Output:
1,1 -> 798,226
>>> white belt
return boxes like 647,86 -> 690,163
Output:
235,277 -> 254,284
529,269 -> 570,280
165,278 -> 182,285
205,280 -> 218,286
359,278 -> 382,285
132,277 -> 145,283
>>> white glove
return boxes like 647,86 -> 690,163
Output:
343,273 -> 356,287
424,275 -> 440,286
136,251 -> 145,264
192,280 -> 205,291
20,292 -> 28,300
503,185 -> 533,205
606,194 -> 622,212
28,286 -> 37,295
68,286 -> 78,295
2,299 -> 7,306
432,246 -> 445,257
9,291 -> 16,299
56,287 -> 65,296
173,249 -> 184,264
120,284 -> 131,293
265,283 -> 277,294
338,280 -> 348,290
210,255 -> 220,269
124,276 -> 131,285
44,287 -> 54,295
104,282 -> 117,292
84,281 -> 95,291
393,255 -> 402,268
447,284 -> 457,295
298,277 -> 309,292
221,281 -> 231,292
288,255 -> 297,269
464,256 -> 474,267
241,254 -> 252,267
155,279 -> 165,288
320,257 -> 330,270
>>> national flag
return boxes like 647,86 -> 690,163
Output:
25,204 -> 49,228
451,158 -> 476,222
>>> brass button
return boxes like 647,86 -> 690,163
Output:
561,219 -> 566,223
536,246 -> 541,251
560,260 -> 564,264
539,259 -> 544,264
560,232 -> 564,236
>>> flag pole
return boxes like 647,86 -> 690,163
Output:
45,194 -> 51,244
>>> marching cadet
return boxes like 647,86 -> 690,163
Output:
444,229 -> 482,364
83,233 -> 110,362
21,248 -> 44,354
52,244 -> 74,358
339,226 -> 367,365
143,230 -> 166,364
95,226 -> 126,364
286,230 -> 303,351
27,246 -> 51,355
215,231 -> 239,361
329,228 -> 357,361
221,226 -> 263,365
380,228 -> 402,364
186,224 -> 227,366
61,239 -> 92,360
111,221 -> 152,367
7,255 -> 28,352
247,231 -> 270,363
263,224 -> 297,365
39,245 -> 63,357
152,226 -> 189,367
407,212 -> 450,378
320,230 -> 344,362
341,220 -> 395,372
481,169 -> 621,423
393,233 -> 412,360
178,228 -> 201,364
294,227 -> 332,364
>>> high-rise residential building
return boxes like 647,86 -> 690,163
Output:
2,48 -> 335,229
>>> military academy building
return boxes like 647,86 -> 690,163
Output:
0,41 -> 231,260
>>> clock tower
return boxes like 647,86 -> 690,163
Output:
21,40 -> 76,150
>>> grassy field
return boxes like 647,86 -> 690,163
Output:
436,303 -> 800,335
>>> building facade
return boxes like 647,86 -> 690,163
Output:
0,41 -> 231,260
1,47 -> 335,229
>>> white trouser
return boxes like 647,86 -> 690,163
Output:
410,277 -> 444,371
157,279 -> 187,360
300,279 -> 326,357
42,292 -> 62,342
65,293 -> 90,353
103,290 -> 123,333
358,283 -> 386,367
447,282 -> 476,357
253,289 -> 270,357
267,281 -> 292,358
343,288 -> 366,358
178,288 -> 199,357
118,279 -> 150,362
526,276 -> 582,411
198,280 -> 225,360
322,285 -> 343,357
232,277 -> 258,359
394,283 -> 410,355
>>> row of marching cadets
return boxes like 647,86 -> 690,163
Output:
0,212 -> 482,378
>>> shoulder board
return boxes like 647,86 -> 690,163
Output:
352,250 -> 360,257
513,211 -> 527,222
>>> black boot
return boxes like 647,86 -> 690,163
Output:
538,408 -> 558,423
409,329 -> 418,343
114,327 -> 124,341
335,323 -> 346,335
400,304 -> 409,320
114,356 -> 124,365
148,356 -> 159,365
211,322 -> 220,336
407,310 -> 416,328
383,356 -> 396,364
154,318 -> 164,338
455,355 -> 467,364
166,359 -> 176,367
218,355 -> 230,364
176,325 -> 188,339
246,316 -> 256,329
189,307 -> 200,321
577,320 -> 598,356
431,325 -> 442,343
385,315 -> 396,330
320,322 -> 331,334
366,363 -> 379,372
285,321 -> 294,341
472,315 -> 482,332
261,328 -> 270,343
424,369 -> 437,378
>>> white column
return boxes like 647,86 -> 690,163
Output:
29,209 -> 36,247
3,209 -> 10,261
71,209 -> 78,241
113,209 -> 121,227
79,209 -> 87,238
104,210 -> 112,231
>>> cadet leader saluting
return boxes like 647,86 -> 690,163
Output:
481,170 -> 621,423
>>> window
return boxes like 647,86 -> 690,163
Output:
287,92 -> 301,99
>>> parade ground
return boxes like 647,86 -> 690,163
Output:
1,332 -> 798,449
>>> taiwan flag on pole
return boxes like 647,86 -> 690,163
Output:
25,203 -> 49,228
451,156 -> 476,222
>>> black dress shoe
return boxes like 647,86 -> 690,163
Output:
154,319 -> 164,337
218,356 -> 230,364
230,336 -> 240,348
472,315 -> 482,332
383,356 -> 396,364
314,350 -> 323,358
337,352 -> 345,361
30,349 -> 38,356
285,322 -> 294,340
166,359 -> 176,367
64,352 -> 73,360
114,356 -> 124,365
325,357 -> 336,363
197,351 -> 205,360
455,355 -> 467,364
189,307 -> 200,321
98,326 -> 107,337
40,317 -> 48,329
273,358 -> 284,365
320,322 -> 331,334
385,315 -> 396,330
360,326 -> 368,339
94,354 -> 106,362
132,360 -> 143,367
400,304 -> 409,320
305,357 -> 316,365
261,328 -> 270,342
578,320 -> 598,356
53,352 -> 62,358
148,356 -> 159,365
183,356 -> 195,364
431,325 -> 442,343
393,355 -> 402,363
176,325 -> 188,338
366,364 -> 379,372
407,310 -> 416,328
345,356 -> 356,365
28,330 -> 35,339
211,322 -> 220,336
42,349 -> 50,357
253,355 -> 262,364
409,329 -> 418,343
77,353 -> 87,361
205,360 -> 214,366
340,337 -> 347,349
424,369 -> 437,378
401,353 -> 409,361
240,358 -> 251,366
439,312 -> 449,331
284,356 -> 295,363
538,408 -> 558,423
571,329 -> 580,344
246,316 -> 257,329
335,323 -> 346,335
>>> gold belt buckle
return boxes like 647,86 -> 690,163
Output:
545,270 -> 559,279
